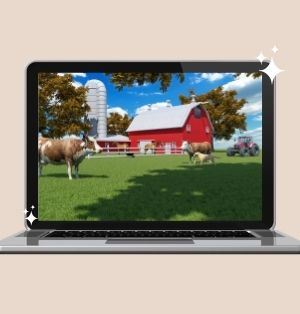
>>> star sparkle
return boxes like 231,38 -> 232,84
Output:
26,212 -> 37,225
257,52 -> 266,64
260,58 -> 284,83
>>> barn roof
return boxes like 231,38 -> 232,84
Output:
126,101 -> 211,132
97,134 -> 130,142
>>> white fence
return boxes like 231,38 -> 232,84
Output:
98,146 -> 184,157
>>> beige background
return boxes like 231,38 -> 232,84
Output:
0,0 -> 299,313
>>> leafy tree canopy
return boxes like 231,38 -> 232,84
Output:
38,73 -> 90,137
235,72 -> 262,79
106,73 -> 185,92
107,113 -> 133,136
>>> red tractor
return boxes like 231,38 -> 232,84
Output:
226,136 -> 260,157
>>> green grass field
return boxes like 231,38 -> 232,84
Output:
38,152 -> 262,221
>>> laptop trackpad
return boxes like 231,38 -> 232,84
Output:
106,238 -> 194,245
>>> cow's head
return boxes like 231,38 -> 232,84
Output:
181,141 -> 189,151
82,134 -> 103,154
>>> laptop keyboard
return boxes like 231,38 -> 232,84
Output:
45,230 -> 255,238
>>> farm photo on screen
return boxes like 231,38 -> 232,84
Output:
38,72 -> 262,221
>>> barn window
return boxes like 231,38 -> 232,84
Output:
194,106 -> 201,119
186,124 -> 191,132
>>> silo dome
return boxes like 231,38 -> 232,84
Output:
85,79 -> 107,139
85,79 -> 106,90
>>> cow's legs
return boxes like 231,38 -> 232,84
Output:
74,164 -> 79,179
38,162 -> 43,176
67,160 -> 73,180
189,152 -> 193,163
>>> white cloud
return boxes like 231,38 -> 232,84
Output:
128,91 -> 163,96
253,115 -> 262,121
72,73 -> 87,78
223,73 -> 253,91
243,126 -> 262,137
223,73 -> 262,98
223,74 -> 262,116
72,81 -> 83,88
214,138 -> 236,150
57,72 -> 86,78
190,73 -> 231,84
107,107 -> 128,117
190,73 -> 203,84
135,101 -> 173,115
201,73 -> 227,82
214,127 -> 262,150
136,105 -> 151,115
151,102 -> 172,110
133,82 -> 150,87
239,100 -> 262,115
242,127 -> 262,147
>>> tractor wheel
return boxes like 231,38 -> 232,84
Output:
226,147 -> 234,156
250,145 -> 260,156
239,147 -> 247,157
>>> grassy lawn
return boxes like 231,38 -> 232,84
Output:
39,152 -> 262,221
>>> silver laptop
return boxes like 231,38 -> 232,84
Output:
1,61 -> 299,253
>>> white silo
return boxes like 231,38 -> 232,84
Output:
85,79 -> 107,139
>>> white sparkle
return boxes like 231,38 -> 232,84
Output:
272,45 -> 279,53
24,208 -> 29,215
26,212 -> 37,225
31,205 -> 35,210
260,58 -> 284,83
257,52 -> 266,64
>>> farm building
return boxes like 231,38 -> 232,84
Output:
126,96 -> 214,153
84,79 -> 214,154
85,79 -> 130,150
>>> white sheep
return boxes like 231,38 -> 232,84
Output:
192,152 -> 216,165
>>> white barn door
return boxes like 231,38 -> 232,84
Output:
139,140 -> 152,154
165,143 -> 171,154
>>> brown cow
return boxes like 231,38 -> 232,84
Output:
38,134 -> 102,179
116,143 -> 129,151
144,143 -> 156,154
181,141 -> 212,161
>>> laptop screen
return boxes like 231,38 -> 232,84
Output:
38,71 -> 262,222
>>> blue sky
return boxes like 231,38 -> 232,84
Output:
63,72 -> 262,149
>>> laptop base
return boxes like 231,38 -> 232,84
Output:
1,230 -> 299,253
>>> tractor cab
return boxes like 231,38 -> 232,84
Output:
227,136 -> 260,157
234,136 -> 252,147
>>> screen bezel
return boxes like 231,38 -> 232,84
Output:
27,61 -> 274,230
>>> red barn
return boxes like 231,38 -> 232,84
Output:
126,100 -> 214,153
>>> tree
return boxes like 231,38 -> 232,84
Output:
179,88 -> 247,140
38,73 -> 91,137
235,72 -> 262,79
106,73 -> 185,92
107,113 -> 133,135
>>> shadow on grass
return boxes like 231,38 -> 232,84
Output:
75,162 -> 262,221
42,173 -> 109,179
